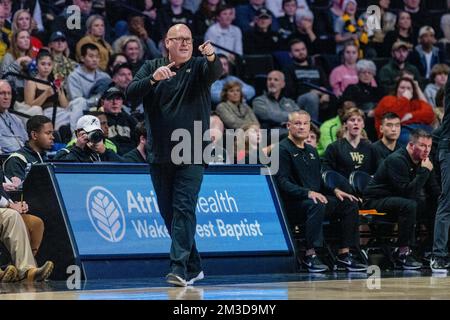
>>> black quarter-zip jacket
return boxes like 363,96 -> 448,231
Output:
276,137 -> 331,201
3,143 -> 48,181
364,148 -> 440,200
126,56 -> 222,163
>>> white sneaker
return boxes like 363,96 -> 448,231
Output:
187,271 -> 204,285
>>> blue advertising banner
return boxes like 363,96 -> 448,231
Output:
55,172 -> 290,257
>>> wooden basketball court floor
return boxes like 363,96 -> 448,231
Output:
1,271 -> 450,300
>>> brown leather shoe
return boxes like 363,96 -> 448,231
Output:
23,261 -> 54,282
0,265 -> 18,283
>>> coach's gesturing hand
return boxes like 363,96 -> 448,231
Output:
199,40 -> 214,55
199,40 -> 215,61
152,61 -> 176,82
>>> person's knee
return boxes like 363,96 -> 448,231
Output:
29,215 -> 44,232
303,200 -> 326,216
343,200 -> 359,216
173,201 -> 196,219
1,209 -> 21,225
303,199 -> 325,208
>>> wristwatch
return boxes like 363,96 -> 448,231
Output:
150,75 -> 158,83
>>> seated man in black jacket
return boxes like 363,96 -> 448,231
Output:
243,8 -> 280,55
276,110 -> 367,273
55,115 -> 123,163
99,87 -> 138,155
3,115 -> 54,182
123,122 -> 152,164
363,129 -> 440,270
371,112 -> 401,167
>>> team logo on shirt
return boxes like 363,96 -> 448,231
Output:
350,152 -> 365,165
309,153 -> 316,160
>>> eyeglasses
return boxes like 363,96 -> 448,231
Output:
0,91 -> 12,96
168,37 -> 193,45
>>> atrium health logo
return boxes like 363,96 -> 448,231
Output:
86,186 -> 126,242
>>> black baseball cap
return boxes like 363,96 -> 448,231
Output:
112,63 -> 132,77
49,31 -> 66,42
101,87 -> 125,100
255,8 -> 271,19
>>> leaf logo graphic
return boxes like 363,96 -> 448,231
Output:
86,187 -> 126,242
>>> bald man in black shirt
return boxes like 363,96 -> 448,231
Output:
276,110 -> 367,273
127,24 -> 222,286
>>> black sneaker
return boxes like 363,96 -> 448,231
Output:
430,256 -> 449,273
302,255 -> 329,273
166,273 -> 187,287
395,250 -> 422,270
422,252 -> 432,264
444,257 -> 450,269
337,253 -> 368,272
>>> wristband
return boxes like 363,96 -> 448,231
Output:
205,53 -> 215,57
